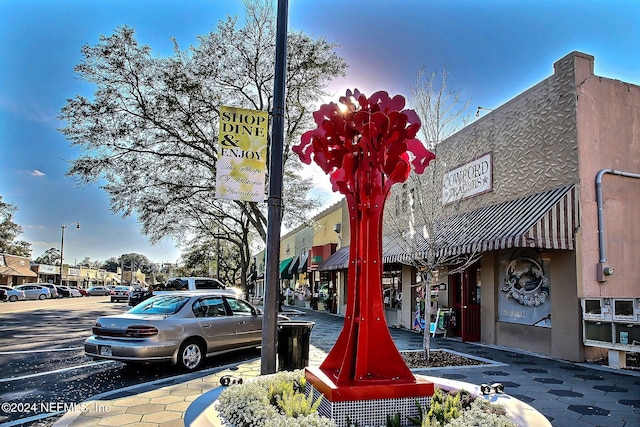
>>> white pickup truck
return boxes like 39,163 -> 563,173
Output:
128,277 -> 244,306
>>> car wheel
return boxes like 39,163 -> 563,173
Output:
38,294 -> 46,300
177,339 -> 205,371
8,295 -> 17,302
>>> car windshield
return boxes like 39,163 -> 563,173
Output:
129,295 -> 190,315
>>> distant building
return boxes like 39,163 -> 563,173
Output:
0,253 -> 37,285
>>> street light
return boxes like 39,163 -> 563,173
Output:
60,222 -> 80,285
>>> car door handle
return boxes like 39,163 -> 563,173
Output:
238,320 -> 246,325
201,323 -> 212,328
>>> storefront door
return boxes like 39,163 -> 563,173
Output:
451,262 -> 481,342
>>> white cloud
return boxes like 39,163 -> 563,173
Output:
31,170 -> 46,176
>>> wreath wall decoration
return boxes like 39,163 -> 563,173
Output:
501,251 -> 550,307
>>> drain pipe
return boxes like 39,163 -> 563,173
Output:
595,168 -> 640,281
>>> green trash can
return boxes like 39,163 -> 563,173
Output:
277,321 -> 315,371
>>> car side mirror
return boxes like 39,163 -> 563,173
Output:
254,308 -> 263,316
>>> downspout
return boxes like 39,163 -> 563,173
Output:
595,168 -> 640,281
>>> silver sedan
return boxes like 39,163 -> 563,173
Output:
84,292 -> 286,371
0,285 -> 26,302
14,284 -> 51,300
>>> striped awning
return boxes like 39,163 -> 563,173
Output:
316,185 -> 578,270
297,252 -> 309,273
287,256 -> 300,275
317,246 -> 350,271
432,184 -> 579,257
318,235 -> 426,270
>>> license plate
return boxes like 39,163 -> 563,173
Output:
99,346 -> 112,356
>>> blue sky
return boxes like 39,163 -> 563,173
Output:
1,0 -> 639,264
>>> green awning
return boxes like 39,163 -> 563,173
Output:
279,257 -> 294,279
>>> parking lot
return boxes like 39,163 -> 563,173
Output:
0,296 -> 261,426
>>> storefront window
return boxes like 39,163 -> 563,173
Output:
383,264 -> 402,309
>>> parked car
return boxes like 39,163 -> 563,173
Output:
128,288 -> 154,307
0,285 -> 26,302
38,283 -> 59,298
72,287 -> 89,296
55,286 -> 71,298
128,277 -> 244,306
110,286 -> 132,303
0,289 -> 6,302
85,292 -> 289,371
14,284 -> 51,300
58,285 -> 82,297
87,286 -> 111,296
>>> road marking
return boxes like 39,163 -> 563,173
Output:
12,333 -> 87,338
0,346 -> 83,355
0,361 -> 115,383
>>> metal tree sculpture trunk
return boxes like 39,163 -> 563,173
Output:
294,90 -> 435,390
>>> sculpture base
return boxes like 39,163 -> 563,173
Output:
305,366 -> 434,401
305,367 -> 434,427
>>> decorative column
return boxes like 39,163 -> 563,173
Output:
294,90 -> 435,401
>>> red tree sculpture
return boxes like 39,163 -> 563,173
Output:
294,90 -> 435,400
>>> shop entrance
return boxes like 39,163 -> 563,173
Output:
451,262 -> 481,342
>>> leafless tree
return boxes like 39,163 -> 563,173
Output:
386,67 -> 480,359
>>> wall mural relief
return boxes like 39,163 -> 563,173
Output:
499,250 -> 552,327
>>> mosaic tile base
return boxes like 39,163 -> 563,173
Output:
307,384 -> 430,427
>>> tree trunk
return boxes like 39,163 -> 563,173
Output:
423,271 -> 431,361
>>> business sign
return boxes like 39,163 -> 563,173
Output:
442,152 -> 492,204
39,265 -> 58,274
215,106 -> 269,202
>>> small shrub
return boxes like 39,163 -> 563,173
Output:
268,378 -> 294,406
386,412 -> 401,427
217,370 -> 335,427
407,400 -> 426,426
446,399 -> 517,427
408,387 -> 515,427
278,387 -> 323,418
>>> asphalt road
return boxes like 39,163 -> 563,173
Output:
0,296 -> 260,426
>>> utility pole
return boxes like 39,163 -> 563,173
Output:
261,0 -> 288,375
59,222 -> 80,285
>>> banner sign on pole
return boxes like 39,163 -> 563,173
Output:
215,106 -> 268,202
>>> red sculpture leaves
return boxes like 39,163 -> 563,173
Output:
293,89 -> 435,198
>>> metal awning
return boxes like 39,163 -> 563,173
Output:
317,246 -> 350,271
384,185 -> 579,263
432,184 -> 579,257
287,256 -> 300,275
314,185 -> 578,269
297,252 -> 309,273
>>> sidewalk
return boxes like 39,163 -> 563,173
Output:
54,308 -> 640,427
